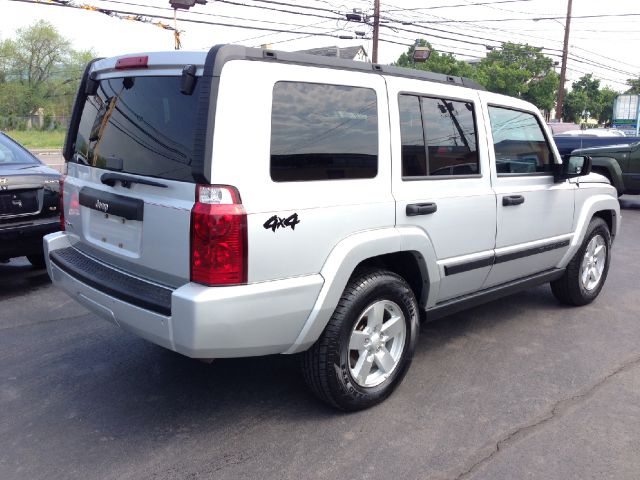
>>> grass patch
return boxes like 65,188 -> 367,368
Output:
4,130 -> 66,149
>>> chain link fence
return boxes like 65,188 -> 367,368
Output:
0,115 -> 70,131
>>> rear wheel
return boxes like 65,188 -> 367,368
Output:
551,217 -> 611,306
302,270 -> 419,411
26,253 -> 46,269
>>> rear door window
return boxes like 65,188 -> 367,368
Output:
73,76 -> 202,182
270,82 -> 378,182
399,94 -> 479,178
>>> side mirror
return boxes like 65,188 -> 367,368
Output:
555,155 -> 592,183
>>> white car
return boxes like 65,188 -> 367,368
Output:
45,45 -> 620,410
555,128 -> 627,137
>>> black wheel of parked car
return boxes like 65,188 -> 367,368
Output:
302,270 -> 419,411
26,254 -> 47,269
551,217 -> 611,306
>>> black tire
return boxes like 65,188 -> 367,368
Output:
301,270 -> 419,411
551,217 -> 611,306
26,253 -> 46,269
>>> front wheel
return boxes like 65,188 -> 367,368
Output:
551,217 -> 611,306
301,270 -> 419,411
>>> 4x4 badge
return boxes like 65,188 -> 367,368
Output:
263,213 -> 300,232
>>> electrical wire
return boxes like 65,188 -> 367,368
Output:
384,0 -> 537,13
7,0 -> 637,88
390,13 -> 640,24
6,0 -> 358,39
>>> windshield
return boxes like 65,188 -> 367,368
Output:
0,134 -> 40,165
73,75 -> 203,182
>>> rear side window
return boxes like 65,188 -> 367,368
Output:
73,76 -> 202,182
270,82 -> 378,182
488,106 -> 554,175
0,134 -> 40,165
399,94 -> 479,178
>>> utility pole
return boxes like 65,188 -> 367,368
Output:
555,0 -> 573,121
372,0 -> 380,63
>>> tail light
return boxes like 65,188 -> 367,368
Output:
190,185 -> 247,286
59,176 -> 65,231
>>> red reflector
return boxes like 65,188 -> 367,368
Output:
190,186 -> 247,286
115,55 -> 149,70
59,176 -> 65,231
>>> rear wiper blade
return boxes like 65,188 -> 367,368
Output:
101,172 -> 168,189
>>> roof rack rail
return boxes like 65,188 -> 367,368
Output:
206,44 -> 485,91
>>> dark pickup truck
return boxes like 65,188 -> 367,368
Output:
554,135 -> 640,196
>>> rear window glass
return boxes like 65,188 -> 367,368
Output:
0,134 -> 39,165
73,76 -> 202,182
270,81 -> 378,182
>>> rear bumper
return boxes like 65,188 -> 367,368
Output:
44,232 -> 323,358
0,217 -> 59,258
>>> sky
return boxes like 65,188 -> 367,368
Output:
0,0 -> 638,92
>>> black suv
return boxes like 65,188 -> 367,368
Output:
0,132 -> 60,267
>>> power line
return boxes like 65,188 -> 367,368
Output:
8,0 -> 637,88
374,13 -> 638,78
384,0 -> 537,13
377,2 -> 640,76
235,19 -> 338,44
388,13 -> 640,24
7,0 -> 361,39
89,0 -> 640,76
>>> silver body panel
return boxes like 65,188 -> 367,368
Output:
45,50 -> 621,358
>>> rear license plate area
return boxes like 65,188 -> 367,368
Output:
0,189 -> 39,216
85,209 -> 143,257
79,187 -> 144,257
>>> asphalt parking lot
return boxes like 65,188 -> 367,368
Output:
1,197 -> 639,480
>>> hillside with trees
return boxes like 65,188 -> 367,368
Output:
0,20 -> 93,130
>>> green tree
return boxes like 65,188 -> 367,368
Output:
475,42 -> 559,111
626,77 -> 640,94
0,21 -> 94,126
562,74 -> 616,124
598,87 -> 618,125
394,40 -> 476,78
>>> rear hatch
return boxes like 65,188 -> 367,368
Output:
0,165 -> 59,222
63,53 -> 208,287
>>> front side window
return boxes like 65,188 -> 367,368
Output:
270,82 -> 378,182
399,94 -> 479,178
488,106 -> 554,175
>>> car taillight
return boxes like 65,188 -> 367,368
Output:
59,176 -> 65,231
190,185 -> 247,286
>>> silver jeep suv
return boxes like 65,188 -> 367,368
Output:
45,45 -> 620,410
